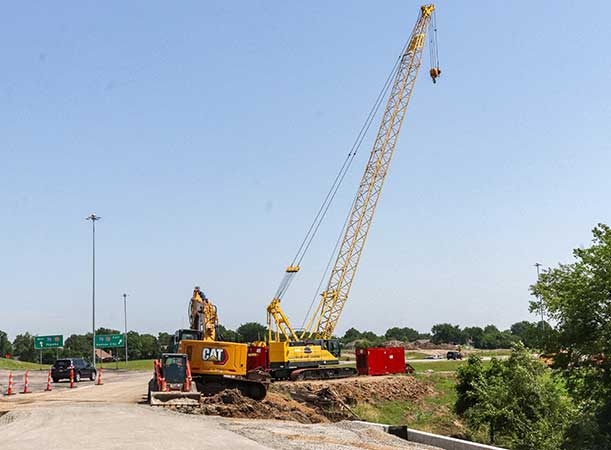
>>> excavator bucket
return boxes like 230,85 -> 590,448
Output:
149,390 -> 201,406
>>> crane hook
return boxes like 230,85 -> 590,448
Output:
429,67 -> 441,83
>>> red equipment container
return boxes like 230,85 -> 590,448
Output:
356,346 -> 405,376
247,344 -> 269,371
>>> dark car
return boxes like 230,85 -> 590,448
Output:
446,351 -> 463,360
51,358 -> 97,383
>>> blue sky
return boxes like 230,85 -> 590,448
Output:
2,1 -> 610,339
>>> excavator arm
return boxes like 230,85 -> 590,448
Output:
189,286 -> 218,341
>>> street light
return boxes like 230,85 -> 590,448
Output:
86,213 -> 101,367
123,293 -> 128,368
534,262 -> 544,326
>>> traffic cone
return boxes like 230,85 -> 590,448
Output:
45,369 -> 52,391
96,367 -> 103,385
22,370 -> 31,394
6,372 -> 15,396
69,367 -> 75,389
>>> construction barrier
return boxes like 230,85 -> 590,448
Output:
6,372 -> 15,396
69,367 -> 75,389
45,369 -> 52,391
22,370 -> 31,394
96,367 -> 103,385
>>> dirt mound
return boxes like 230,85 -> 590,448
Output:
175,389 -> 329,423
272,374 -> 433,406
175,375 -> 432,423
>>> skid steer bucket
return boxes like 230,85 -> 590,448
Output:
149,391 -> 201,406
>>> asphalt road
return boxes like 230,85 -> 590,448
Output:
0,369 -> 440,450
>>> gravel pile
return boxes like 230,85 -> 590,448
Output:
223,419 -> 441,450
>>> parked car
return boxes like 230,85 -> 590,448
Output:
446,351 -> 463,360
51,358 -> 97,383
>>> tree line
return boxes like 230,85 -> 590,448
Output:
0,322 -> 269,364
2,317 -> 552,364
339,320 -> 552,350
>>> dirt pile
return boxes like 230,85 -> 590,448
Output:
175,389 -> 328,423
175,375 -> 432,423
273,374 -> 433,405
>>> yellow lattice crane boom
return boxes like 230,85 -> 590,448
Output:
267,4 -> 439,380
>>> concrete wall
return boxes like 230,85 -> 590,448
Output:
353,421 -> 507,450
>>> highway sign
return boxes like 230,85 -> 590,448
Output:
34,335 -> 63,350
95,334 -> 124,348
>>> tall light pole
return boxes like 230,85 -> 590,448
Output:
534,262 -> 544,326
86,213 -> 101,367
123,293 -> 128,368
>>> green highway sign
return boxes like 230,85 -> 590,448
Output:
34,335 -> 63,350
95,334 -> 124,349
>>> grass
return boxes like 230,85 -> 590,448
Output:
468,349 -> 511,358
409,359 -> 492,373
354,372 -> 463,437
0,358 -> 48,370
99,359 -> 154,370
405,351 -> 429,360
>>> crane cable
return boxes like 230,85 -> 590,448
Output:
429,11 -> 440,78
296,36 -> 420,327
274,37 -> 411,302
301,16 -> 441,330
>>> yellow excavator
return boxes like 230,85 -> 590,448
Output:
266,4 -> 440,381
175,287 -> 269,399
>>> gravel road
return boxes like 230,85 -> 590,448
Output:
0,369 -> 441,450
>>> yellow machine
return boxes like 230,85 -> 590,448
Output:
267,5 -> 440,381
176,287 -> 268,399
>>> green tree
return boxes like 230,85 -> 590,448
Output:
384,327 -> 420,342
341,327 -> 362,343
455,344 -> 575,449
217,325 -> 239,342
139,334 -> 159,359
158,332 -> 172,352
0,330 -> 12,356
532,223 -> 611,448
431,323 -> 465,344
126,331 -> 143,360
236,322 -> 267,342
12,333 -> 36,362
63,333 -> 91,359
463,326 -> 484,347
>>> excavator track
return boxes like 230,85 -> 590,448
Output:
289,366 -> 357,381
195,375 -> 269,401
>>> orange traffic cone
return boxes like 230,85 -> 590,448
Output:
6,372 -> 15,396
96,367 -> 103,385
69,367 -> 75,389
22,370 -> 31,394
45,369 -> 52,391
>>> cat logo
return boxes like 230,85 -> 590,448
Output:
202,347 -> 228,365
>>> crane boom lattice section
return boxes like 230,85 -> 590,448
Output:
306,6 -> 434,340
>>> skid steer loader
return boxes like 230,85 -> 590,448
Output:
148,353 -> 201,406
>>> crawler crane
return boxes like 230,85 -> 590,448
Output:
267,4 -> 440,380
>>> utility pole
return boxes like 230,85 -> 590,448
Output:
86,213 -> 101,367
534,262 -> 544,327
123,293 -> 128,369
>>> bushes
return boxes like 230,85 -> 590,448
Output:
455,344 -> 574,449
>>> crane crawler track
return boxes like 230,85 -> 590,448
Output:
288,366 -> 358,382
